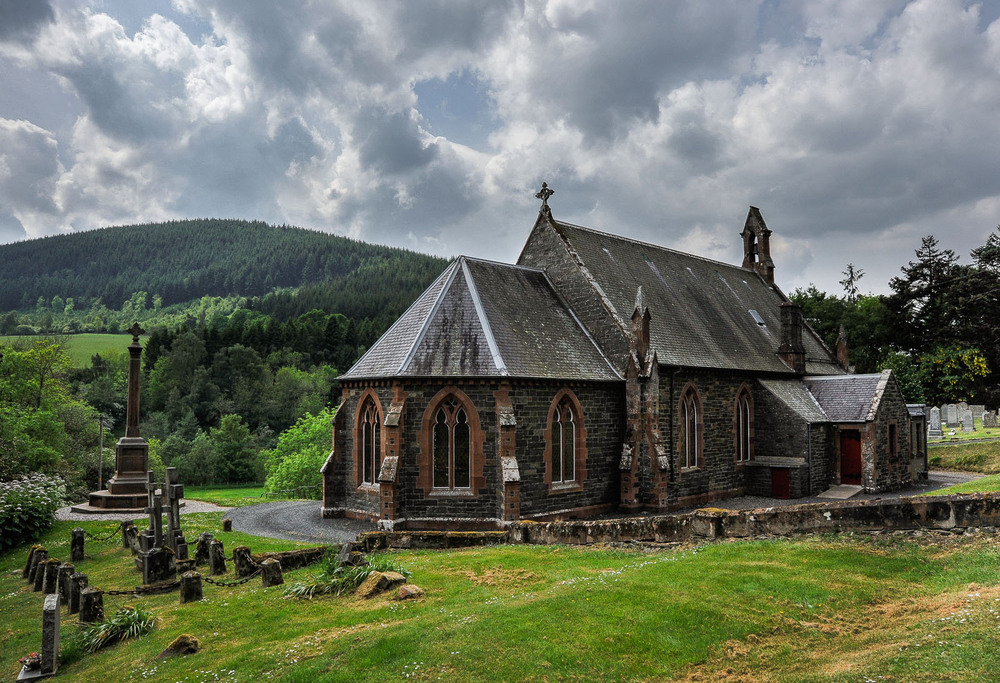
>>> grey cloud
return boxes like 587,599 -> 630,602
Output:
393,0 -> 515,59
0,0 -> 54,43
0,208 -> 28,241
358,109 -> 438,175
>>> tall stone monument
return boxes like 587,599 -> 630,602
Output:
85,323 -> 149,510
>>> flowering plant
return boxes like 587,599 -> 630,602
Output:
18,652 -> 41,670
0,473 -> 66,551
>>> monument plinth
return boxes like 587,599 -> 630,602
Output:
80,324 -> 151,512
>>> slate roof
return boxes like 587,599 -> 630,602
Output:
342,257 -> 621,381
758,379 -> 829,423
802,373 -> 885,422
534,219 -> 844,375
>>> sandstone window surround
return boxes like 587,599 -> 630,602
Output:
734,385 -> 754,463
544,388 -> 588,493
417,387 -> 485,497
354,391 -> 383,490
679,383 -> 704,470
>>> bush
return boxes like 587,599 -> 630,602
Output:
0,473 -> 66,551
263,407 -> 334,499
285,550 -> 409,598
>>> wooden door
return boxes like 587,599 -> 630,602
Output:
771,467 -> 790,498
841,430 -> 862,485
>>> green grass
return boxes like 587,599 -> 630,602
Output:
929,439 -> 1000,474
930,417 -> 1000,443
921,473 -> 1000,496
183,485 -> 268,508
0,333 -> 141,367
4,519 -> 1000,681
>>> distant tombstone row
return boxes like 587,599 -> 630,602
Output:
936,403 -> 994,433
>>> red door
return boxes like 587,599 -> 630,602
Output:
771,468 -> 790,498
841,431 -> 862,485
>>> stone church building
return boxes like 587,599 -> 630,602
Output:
321,189 -> 917,529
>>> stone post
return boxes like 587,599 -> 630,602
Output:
179,571 -> 203,604
79,587 -> 104,623
233,546 -> 257,579
260,558 -> 283,587
71,527 -> 85,562
28,547 -> 48,587
41,558 -> 61,594
195,532 -> 214,566
208,540 -> 226,576
222,518 -> 233,532
121,519 -> 132,549
41,593 -> 60,676
58,562 -> 75,603
69,572 -> 88,614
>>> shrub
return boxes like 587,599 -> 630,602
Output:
0,473 -> 66,551
285,550 -> 409,598
82,605 -> 156,653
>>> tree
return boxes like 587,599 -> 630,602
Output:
263,407 -> 335,498
839,264 -> 865,302
210,414 -> 261,483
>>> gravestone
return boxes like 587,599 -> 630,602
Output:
961,410 -> 975,433
142,547 -> 176,585
179,571 -> 203,604
22,545 -> 41,579
195,533 -> 214,566
69,573 -> 87,614
58,563 -> 75,603
71,528 -> 85,562
27,547 -> 47,585
79,587 -> 104,623
945,404 -> 958,425
929,407 -> 943,437
984,411 -> 999,428
41,558 -> 61,594
971,404 -> 985,421
40,593 -> 60,676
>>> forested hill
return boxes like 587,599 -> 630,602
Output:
0,219 -> 449,316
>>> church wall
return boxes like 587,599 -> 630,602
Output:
870,377 -> 912,493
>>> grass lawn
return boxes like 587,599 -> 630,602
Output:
4,517 -> 1000,681
183,485 -> 268,508
0,333 -> 140,367
930,417 -> 1000,443
929,439 -> 1000,474
921,473 -> 1000,496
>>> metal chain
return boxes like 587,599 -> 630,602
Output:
103,580 -> 181,596
84,525 -> 122,542
202,568 -> 262,587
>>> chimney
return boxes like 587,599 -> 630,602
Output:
740,206 -> 775,284
631,286 -> 651,361
835,325 -> 851,372
778,302 -> 806,373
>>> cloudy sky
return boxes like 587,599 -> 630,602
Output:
2,0 -> 999,296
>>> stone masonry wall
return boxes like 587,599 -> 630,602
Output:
871,374 -> 912,493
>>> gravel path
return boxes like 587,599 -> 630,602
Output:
226,501 -> 375,544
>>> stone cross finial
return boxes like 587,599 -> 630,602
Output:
128,322 -> 145,342
535,182 -> 554,208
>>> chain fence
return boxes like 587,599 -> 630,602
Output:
82,524 -> 122,542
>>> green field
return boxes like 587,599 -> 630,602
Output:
929,439 -> 1000,474
0,333 -> 141,367
4,517 -> 1000,682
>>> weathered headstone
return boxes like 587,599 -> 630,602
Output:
40,593 -> 60,675
984,411 -> 998,428
22,544 -> 39,579
121,520 -> 132,549
971,404 -> 985,421
195,533 -> 214,566
260,558 -> 283,587
176,558 -> 196,574
179,571 -> 203,604
79,586 -> 104,623
142,547 -> 176,585
58,562 -> 75,603
222,518 -> 233,532
961,410 -> 975,433
41,558 -> 61,594
28,547 -> 48,587
69,573 -> 88,614
233,546 -> 257,579
945,404 -> 958,425
70,527 -> 85,562
209,540 -> 226,576
929,407 -> 943,437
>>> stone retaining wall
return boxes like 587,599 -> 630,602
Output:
357,492 -> 1000,549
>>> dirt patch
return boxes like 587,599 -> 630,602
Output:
460,567 -> 541,590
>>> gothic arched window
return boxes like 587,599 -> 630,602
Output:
357,395 -> 382,487
680,384 -> 703,470
735,387 -> 753,463
432,396 -> 472,490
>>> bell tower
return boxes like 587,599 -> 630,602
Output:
741,206 -> 775,284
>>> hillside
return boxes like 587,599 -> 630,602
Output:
0,219 -> 449,317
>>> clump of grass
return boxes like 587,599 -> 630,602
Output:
285,550 -> 409,599
82,605 -> 156,653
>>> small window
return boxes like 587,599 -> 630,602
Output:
748,309 -> 766,326
680,385 -> 703,469
735,388 -> 753,462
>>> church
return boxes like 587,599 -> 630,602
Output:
321,186 -> 918,529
